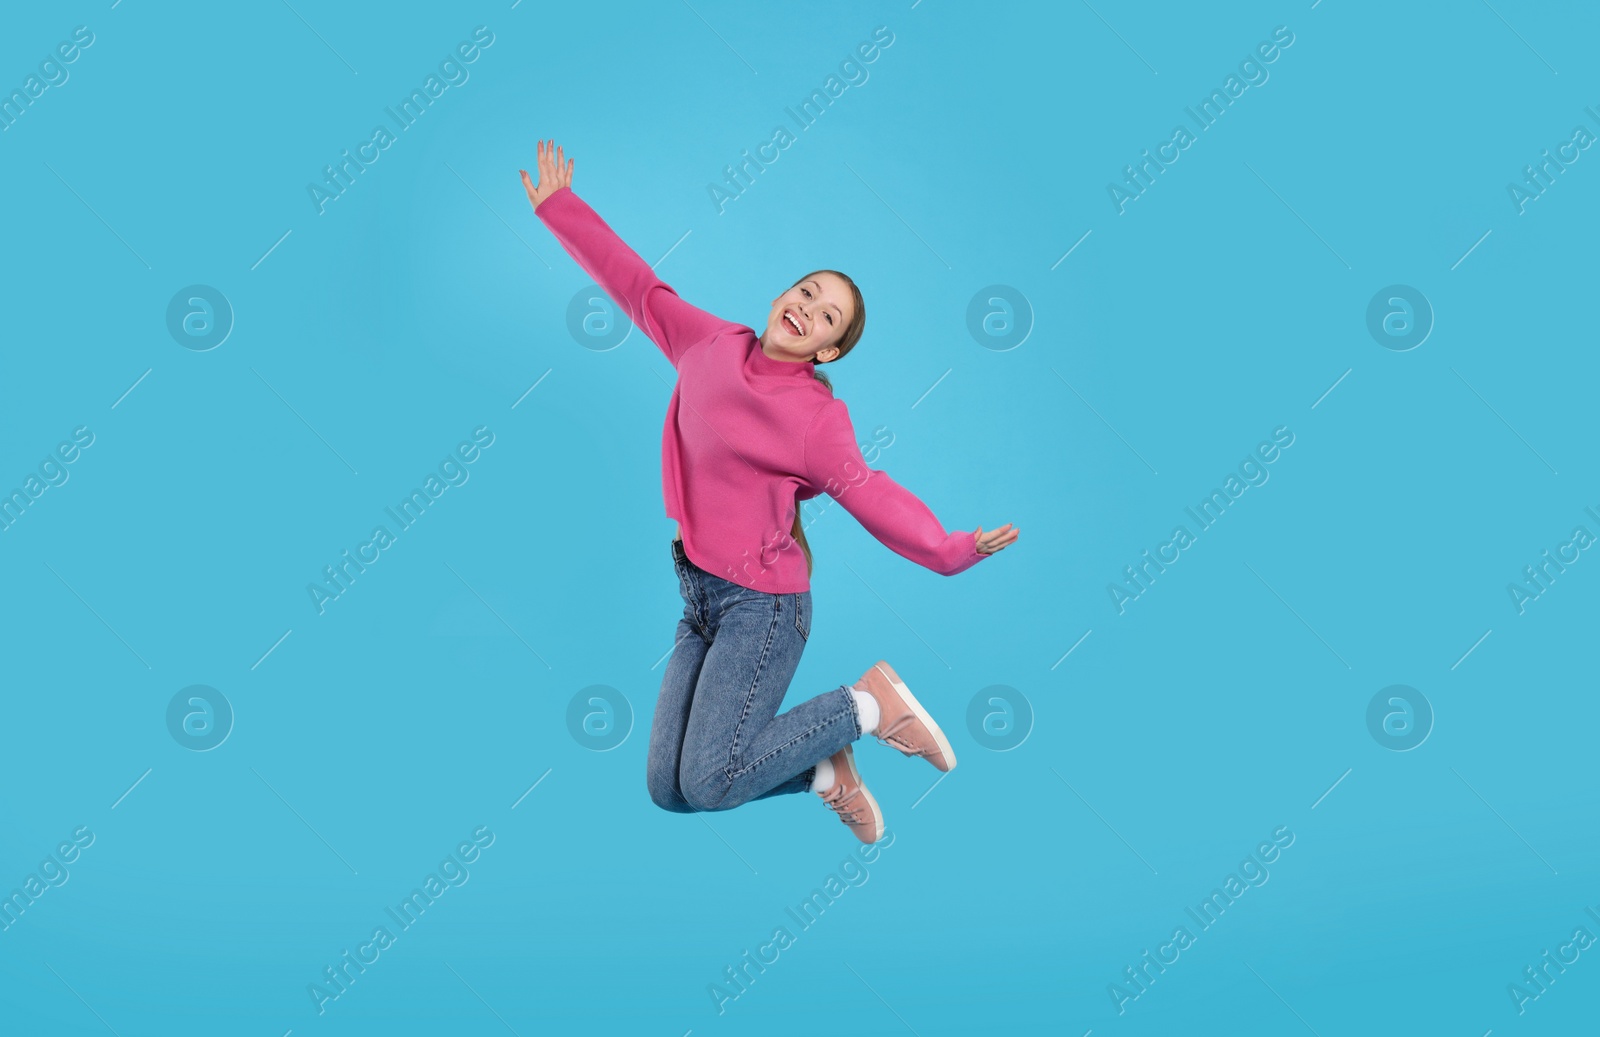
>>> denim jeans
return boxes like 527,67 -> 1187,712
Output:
647,536 -> 863,813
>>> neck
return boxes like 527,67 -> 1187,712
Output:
761,341 -> 805,363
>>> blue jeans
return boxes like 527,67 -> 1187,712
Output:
647,536 -> 863,813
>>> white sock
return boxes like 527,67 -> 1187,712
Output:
811,757 -> 835,792
851,689 -> 881,736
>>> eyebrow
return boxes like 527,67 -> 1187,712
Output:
804,280 -> 843,320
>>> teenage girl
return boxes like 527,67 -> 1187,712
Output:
520,140 -> 1017,843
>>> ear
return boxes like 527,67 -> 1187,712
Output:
815,346 -> 840,363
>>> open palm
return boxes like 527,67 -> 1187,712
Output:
976,523 -> 1019,555
520,139 -> 573,211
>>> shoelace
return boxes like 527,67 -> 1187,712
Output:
875,729 -> 922,755
820,783 -> 863,824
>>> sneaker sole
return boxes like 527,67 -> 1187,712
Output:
836,746 -> 885,843
873,661 -> 958,771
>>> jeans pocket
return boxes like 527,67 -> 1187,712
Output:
792,592 -> 811,641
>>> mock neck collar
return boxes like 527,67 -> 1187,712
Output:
748,338 -> 818,379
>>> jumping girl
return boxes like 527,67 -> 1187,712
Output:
520,140 -> 1018,843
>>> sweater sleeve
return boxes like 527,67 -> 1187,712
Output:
533,186 -> 726,367
801,397 -> 988,577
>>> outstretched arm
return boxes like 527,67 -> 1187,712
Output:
801,397 -> 1015,575
521,140 -> 726,367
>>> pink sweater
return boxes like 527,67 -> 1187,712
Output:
535,186 -> 988,594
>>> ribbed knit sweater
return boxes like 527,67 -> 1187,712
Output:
534,186 -> 987,593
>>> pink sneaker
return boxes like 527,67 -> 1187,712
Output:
815,744 -> 884,844
854,660 -> 958,772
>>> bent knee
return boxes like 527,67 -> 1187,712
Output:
678,770 -> 730,813
647,774 -> 696,814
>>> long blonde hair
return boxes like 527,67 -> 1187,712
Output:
787,269 -> 866,577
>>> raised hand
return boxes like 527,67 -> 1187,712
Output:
975,523 -> 1019,556
520,138 -> 573,211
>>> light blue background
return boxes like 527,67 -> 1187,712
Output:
1,0 -> 1596,1034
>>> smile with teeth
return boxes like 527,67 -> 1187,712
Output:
783,310 -> 804,336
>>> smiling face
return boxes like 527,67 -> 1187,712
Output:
760,273 -> 855,364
